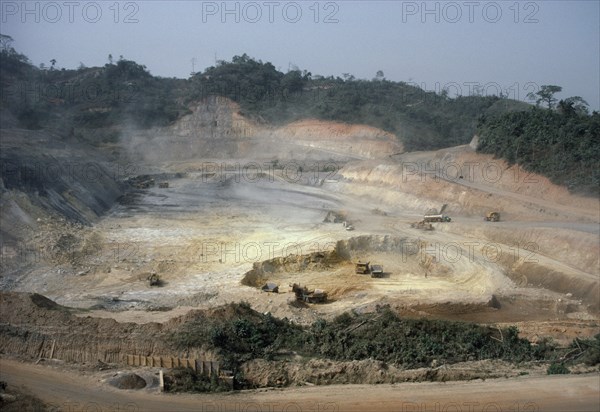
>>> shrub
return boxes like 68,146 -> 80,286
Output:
164,368 -> 231,393
547,363 -> 570,375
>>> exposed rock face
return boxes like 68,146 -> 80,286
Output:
123,97 -> 403,163
0,129 -> 123,226
267,119 -> 403,160
241,250 -> 342,287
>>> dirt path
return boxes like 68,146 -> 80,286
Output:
434,168 -> 598,223
1,359 -> 598,412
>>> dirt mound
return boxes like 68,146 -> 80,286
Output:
30,293 -> 63,310
241,358 -> 543,387
242,251 -> 343,287
110,373 -> 147,390
0,292 -> 211,364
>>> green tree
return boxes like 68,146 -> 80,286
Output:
0,33 -> 14,52
558,96 -> 589,116
527,85 -> 562,109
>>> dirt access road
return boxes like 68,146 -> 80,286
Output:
1,359 -> 598,412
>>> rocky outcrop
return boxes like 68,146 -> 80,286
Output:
124,97 -> 403,163
0,129 -> 122,226
267,119 -> 403,159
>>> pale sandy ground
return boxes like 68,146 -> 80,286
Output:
2,122 -> 599,409
7,149 -> 598,333
1,358 -> 599,412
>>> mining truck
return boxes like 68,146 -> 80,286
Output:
484,211 -> 500,222
306,289 -> 327,303
423,214 -> 451,222
423,204 -> 451,222
370,264 -> 384,278
355,261 -> 370,274
291,283 -> 327,303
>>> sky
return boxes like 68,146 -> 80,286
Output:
2,0 -> 599,109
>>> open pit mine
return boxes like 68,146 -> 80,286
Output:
1,96 -> 598,411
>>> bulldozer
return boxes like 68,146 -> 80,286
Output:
484,211 -> 500,222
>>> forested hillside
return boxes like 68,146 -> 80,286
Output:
187,54 -> 528,151
2,40 -> 525,151
2,37 -> 597,194
477,106 -> 599,194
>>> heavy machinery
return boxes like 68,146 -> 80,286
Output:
355,261 -> 384,277
370,264 -> 384,278
147,273 -> 160,286
410,220 -> 434,230
484,211 -> 500,222
261,282 -> 279,293
355,261 -> 370,274
129,175 -> 155,189
291,283 -> 327,303
423,204 -> 451,222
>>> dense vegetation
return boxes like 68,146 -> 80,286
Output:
164,368 -> 231,393
2,36 -> 597,193
171,303 -> 598,390
1,34 -> 187,139
187,53 -> 527,150
477,107 -> 600,194
2,38 -> 525,151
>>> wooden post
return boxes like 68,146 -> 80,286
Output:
159,370 -> 164,392
37,339 -> 46,360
